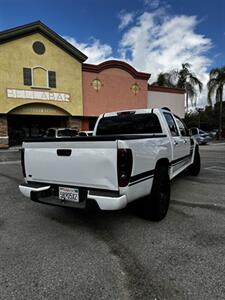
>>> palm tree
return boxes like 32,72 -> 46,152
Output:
153,72 -> 174,87
176,63 -> 203,108
207,66 -> 225,139
154,63 -> 203,109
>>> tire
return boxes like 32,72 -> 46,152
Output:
188,148 -> 201,176
141,164 -> 170,221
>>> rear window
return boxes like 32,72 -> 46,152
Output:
96,113 -> 162,135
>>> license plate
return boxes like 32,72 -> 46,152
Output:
59,187 -> 79,202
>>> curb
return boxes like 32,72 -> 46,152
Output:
0,148 -> 21,153
0,160 -> 21,164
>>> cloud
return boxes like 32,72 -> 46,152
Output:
119,10 -> 212,107
143,0 -> 160,9
118,10 -> 135,30
63,36 -> 113,64
64,8 -> 212,107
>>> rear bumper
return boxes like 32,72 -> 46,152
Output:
88,193 -> 127,210
19,183 -> 127,211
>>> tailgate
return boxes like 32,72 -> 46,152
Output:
24,140 -> 119,191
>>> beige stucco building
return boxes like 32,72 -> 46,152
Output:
0,21 -> 87,148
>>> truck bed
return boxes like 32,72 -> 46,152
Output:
23,134 -> 166,143
23,134 -> 166,192
23,139 -> 119,190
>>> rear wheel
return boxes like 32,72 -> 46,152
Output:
188,147 -> 201,176
141,164 -> 170,221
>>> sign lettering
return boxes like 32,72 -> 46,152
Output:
6,89 -> 70,102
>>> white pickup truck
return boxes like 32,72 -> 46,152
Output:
19,108 -> 200,221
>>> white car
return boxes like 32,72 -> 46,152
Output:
44,128 -> 78,138
189,128 -> 211,145
19,108 -> 200,221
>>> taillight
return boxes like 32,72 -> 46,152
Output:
117,149 -> 133,187
21,148 -> 26,178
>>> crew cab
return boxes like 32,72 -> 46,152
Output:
19,108 -> 200,221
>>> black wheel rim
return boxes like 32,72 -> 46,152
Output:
159,178 -> 170,215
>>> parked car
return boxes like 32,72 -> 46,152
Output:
209,129 -> 218,138
19,108 -> 200,222
78,131 -> 93,136
189,127 -> 211,145
44,128 -> 78,138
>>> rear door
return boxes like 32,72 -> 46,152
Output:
163,112 -> 187,173
24,140 -> 119,191
174,117 -> 192,166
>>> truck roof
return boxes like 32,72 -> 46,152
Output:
103,107 -> 171,117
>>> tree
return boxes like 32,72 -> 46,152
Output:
154,63 -> 203,109
207,66 -> 225,139
153,72 -> 174,87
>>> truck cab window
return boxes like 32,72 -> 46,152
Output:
163,112 -> 179,136
175,117 -> 189,136
96,113 -> 162,135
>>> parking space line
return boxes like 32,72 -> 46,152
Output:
171,199 -> 225,212
209,142 -> 225,146
204,166 -> 225,172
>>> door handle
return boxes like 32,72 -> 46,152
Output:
183,139 -> 188,144
57,149 -> 72,156
173,141 -> 178,146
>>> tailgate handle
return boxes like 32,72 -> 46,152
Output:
57,149 -> 72,156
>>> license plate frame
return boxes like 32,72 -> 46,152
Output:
59,186 -> 79,202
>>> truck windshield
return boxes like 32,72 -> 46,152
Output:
96,113 -> 162,135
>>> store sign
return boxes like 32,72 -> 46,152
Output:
16,107 -> 58,114
7,89 -> 70,102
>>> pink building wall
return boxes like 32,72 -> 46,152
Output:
82,61 -> 150,117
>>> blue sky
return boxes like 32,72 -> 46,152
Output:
0,0 -> 225,105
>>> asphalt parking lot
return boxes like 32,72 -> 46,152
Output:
0,143 -> 225,300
